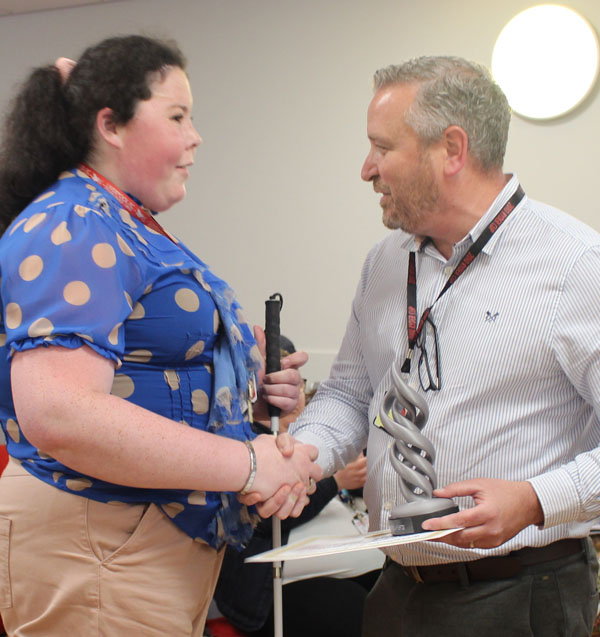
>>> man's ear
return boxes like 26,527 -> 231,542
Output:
95,107 -> 123,149
442,125 -> 468,177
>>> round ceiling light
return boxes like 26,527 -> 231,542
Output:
492,4 -> 600,120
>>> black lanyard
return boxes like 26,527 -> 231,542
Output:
401,185 -> 525,374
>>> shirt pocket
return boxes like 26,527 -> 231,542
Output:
0,517 -> 12,608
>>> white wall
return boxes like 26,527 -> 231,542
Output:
1,0 -> 599,383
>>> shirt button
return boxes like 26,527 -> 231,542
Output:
444,266 -> 453,276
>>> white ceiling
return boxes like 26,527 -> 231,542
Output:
0,0 -> 125,17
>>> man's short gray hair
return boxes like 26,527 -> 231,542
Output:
373,56 -> 511,172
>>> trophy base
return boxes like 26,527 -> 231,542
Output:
389,498 -> 459,536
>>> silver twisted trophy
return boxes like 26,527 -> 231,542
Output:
377,358 -> 458,535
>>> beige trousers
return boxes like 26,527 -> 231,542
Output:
0,457 -> 223,636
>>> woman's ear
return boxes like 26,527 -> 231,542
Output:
95,107 -> 123,149
442,125 -> 469,177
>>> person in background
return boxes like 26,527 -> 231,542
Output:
0,35 -> 321,636
251,56 -> 600,636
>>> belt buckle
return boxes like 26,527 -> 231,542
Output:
407,565 -> 424,583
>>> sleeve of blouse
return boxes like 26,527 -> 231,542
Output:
0,198 -> 145,366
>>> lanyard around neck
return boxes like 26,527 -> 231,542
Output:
77,163 -> 176,244
401,185 -> 525,374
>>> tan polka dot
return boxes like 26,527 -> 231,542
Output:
185,340 -> 205,361
92,243 -> 116,268
123,291 -> 133,310
38,450 -> 52,460
52,471 -> 64,482
9,218 -> 28,236
108,323 -> 122,346
74,205 -> 93,217
116,233 -> 135,257
180,268 -> 191,275
75,333 -> 93,344
164,370 -> 180,391
213,310 -> 220,334
19,255 -> 43,281
0,333 -> 6,347
6,419 -> 19,443
163,502 -> 184,518
23,213 -> 47,232
5,303 -> 22,329
33,191 -> 55,203
193,269 -> 211,291
188,491 -> 207,506
59,170 -> 75,179
46,202 -> 63,208
75,168 -> 87,178
111,374 -> 135,398
123,349 -> 152,363
191,389 -> 209,414
146,226 -> 162,236
118,209 -> 137,228
175,288 -> 199,312
28,317 -> 54,338
63,281 -> 91,306
143,283 -> 153,296
51,221 -> 72,245
128,303 -> 145,320
66,477 -> 93,491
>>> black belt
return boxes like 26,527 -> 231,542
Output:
396,538 -> 585,585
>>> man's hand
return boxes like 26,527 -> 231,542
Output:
421,478 -> 544,549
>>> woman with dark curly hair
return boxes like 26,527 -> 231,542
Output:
0,34 -> 320,636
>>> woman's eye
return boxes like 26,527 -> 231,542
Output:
172,114 -> 184,123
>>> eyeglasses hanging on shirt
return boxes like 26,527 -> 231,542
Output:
402,185 -> 525,392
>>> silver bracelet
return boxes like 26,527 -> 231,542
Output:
239,440 -> 257,495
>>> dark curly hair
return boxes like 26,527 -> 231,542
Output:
0,34 -> 186,234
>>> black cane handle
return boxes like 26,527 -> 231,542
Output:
265,293 -> 283,419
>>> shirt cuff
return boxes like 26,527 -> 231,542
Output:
528,468 -> 581,529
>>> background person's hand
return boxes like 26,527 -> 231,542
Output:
334,452 -> 367,491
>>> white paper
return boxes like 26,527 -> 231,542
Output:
246,528 -> 461,563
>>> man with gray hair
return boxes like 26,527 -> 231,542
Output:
286,56 -> 600,634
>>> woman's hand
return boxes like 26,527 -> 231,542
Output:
251,325 -> 308,421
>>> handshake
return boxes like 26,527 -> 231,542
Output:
238,432 -> 323,519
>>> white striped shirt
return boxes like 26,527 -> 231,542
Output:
291,174 -> 600,565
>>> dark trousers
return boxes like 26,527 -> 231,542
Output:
363,539 -> 598,637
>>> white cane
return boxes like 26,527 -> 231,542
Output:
265,293 -> 284,637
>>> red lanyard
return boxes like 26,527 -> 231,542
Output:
402,185 -> 525,374
77,163 -> 176,244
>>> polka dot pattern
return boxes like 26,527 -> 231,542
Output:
92,243 -> 117,268
63,281 -> 91,306
19,255 -> 44,281
111,374 -> 135,398
0,172 -> 262,550
175,288 -> 200,312
5,303 -> 23,329
191,389 -> 209,414
51,221 -> 72,245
